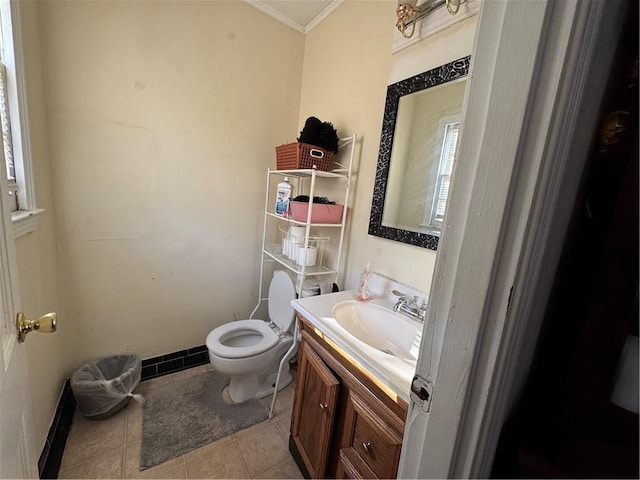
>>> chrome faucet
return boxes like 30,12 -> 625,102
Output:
392,290 -> 428,322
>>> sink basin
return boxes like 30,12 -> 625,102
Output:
331,301 -> 421,363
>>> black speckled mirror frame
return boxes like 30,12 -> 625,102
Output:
368,55 -> 471,250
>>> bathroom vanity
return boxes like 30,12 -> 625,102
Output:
288,279 -> 426,479
290,313 -> 407,478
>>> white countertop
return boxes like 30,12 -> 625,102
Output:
292,289 -> 421,403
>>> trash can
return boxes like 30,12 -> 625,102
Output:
71,354 -> 142,420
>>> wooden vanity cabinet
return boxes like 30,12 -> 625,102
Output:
290,314 -> 408,479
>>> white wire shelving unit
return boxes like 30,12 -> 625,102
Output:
249,134 -> 357,417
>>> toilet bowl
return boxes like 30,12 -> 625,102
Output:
206,270 -> 297,403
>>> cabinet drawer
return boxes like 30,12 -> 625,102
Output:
342,391 -> 403,479
336,448 -> 378,479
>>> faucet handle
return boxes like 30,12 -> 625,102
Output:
392,289 -> 407,300
418,300 -> 428,320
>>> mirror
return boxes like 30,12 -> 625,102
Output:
368,56 -> 470,250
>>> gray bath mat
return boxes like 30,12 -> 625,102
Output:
140,370 -> 268,470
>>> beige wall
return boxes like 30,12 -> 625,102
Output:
300,2 -> 477,293
15,1 -> 75,456
38,0 -> 305,362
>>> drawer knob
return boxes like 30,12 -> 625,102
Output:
362,441 -> 371,453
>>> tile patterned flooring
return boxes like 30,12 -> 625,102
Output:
59,364 -> 303,479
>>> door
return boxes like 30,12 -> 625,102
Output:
399,0 -> 627,478
0,155 -> 36,475
290,340 -> 339,479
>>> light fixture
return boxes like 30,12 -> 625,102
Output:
396,0 -> 465,39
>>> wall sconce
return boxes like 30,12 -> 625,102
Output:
396,0 -> 465,39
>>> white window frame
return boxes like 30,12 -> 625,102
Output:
0,62 -> 18,212
422,113 -> 461,229
0,1 -> 43,239
429,121 -> 459,226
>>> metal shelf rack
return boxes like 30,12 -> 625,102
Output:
250,134 -> 356,318
250,134 -> 356,418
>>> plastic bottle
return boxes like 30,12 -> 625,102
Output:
357,262 -> 371,301
275,177 -> 292,216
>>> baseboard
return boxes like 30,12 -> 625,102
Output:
141,345 -> 209,380
38,380 -> 76,479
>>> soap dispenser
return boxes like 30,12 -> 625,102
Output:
357,262 -> 371,301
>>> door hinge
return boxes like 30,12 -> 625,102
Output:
410,374 -> 433,413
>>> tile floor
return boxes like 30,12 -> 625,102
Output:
59,364 -> 303,479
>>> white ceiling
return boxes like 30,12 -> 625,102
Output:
246,0 -> 342,33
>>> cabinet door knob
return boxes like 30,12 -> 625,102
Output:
319,403 -> 328,411
362,442 -> 371,453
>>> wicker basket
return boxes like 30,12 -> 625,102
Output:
275,142 -> 334,171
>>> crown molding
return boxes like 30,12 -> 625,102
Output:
245,0 -> 343,34
304,1 -> 344,33
245,0 -> 305,33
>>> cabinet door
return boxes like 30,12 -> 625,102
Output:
291,341 -> 339,479
341,390 -> 403,479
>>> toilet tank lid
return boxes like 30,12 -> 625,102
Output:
268,271 -> 296,332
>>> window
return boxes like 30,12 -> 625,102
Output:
0,1 -> 42,237
428,122 -> 459,227
0,62 -> 18,212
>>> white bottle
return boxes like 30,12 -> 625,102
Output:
275,177 -> 292,216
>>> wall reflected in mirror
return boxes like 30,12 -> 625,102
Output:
369,56 -> 470,250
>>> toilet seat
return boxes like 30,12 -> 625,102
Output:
206,319 -> 279,359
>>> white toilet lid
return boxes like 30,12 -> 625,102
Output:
268,270 -> 296,332
206,319 -> 278,359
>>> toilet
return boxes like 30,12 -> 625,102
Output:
206,270 -> 297,403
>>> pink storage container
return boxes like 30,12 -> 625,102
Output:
289,201 -> 344,224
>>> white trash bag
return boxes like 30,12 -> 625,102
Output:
71,354 -> 144,420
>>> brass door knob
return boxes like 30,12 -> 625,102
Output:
16,312 -> 57,343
